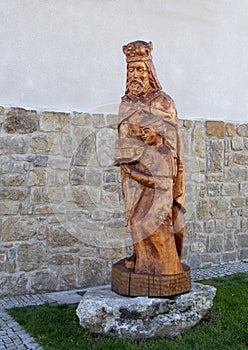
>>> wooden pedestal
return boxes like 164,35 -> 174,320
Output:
112,258 -> 191,297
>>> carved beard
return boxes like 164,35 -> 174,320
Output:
127,79 -> 149,97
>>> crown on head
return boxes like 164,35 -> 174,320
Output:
123,40 -> 153,63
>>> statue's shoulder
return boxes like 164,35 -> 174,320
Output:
121,94 -> 130,103
151,90 -> 174,108
151,90 -> 178,120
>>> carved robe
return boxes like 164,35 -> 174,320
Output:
117,89 -> 185,275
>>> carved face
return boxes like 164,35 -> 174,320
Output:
141,126 -> 160,145
126,62 -> 150,97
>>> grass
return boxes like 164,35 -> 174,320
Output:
8,273 -> 248,350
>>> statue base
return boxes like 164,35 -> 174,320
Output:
76,283 -> 216,339
111,258 -> 191,297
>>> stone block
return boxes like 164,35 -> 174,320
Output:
60,266 -> 77,289
2,217 -> 36,241
183,120 -> 193,129
240,182 -> 248,196
193,221 -> 204,233
11,160 -> 30,173
48,157 -> 70,170
47,225 -> 79,248
221,183 -> 239,196
0,201 -> 19,215
231,197 -> 246,208
0,136 -> 26,154
103,171 -> 116,183
215,219 -> 224,233
209,198 -> 229,218
3,108 -> 38,134
241,218 -> 248,232
190,173 -> 205,183
20,199 -> 33,215
224,139 -> 231,153
30,187 -> 44,204
236,234 -> 248,247
231,137 -> 244,151
92,114 -> 105,128
69,186 -> 99,208
102,190 -> 120,209
34,155 -> 48,167
224,166 -> 247,182
72,112 -> 92,126
106,114 -> 118,128
28,169 -> 47,186
2,174 -> 26,186
239,249 -> 248,260
72,132 -> 96,166
207,140 -> 224,172
18,242 -> 48,272
53,170 -> 69,186
224,153 -> 232,166
237,124 -> 248,137
44,187 -> 63,203
33,204 -> 54,215
201,253 -> 221,265
78,258 -> 110,288
226,218 -> 240,229
50,254 -> 75,265
226,123 -> 236,136
62,135 -> 73,157
0,188 -> 27,201
96,128 -> 116,167
207,235 -> 224,253
207,183 -> 221,197
30,271 -> 60,292
222,252 -> 237,263
30,134 -> 61,155
3,246 -> 17,273
182,132 -> 192,155
206,121 -> 224,138
0,253 -> 7,271
76,284 -> 216,339
0,157 -> 10,173
205,220 -> 215,233
206,174 -> 223,182
233,153 -> 248,165
197,199 -> 209,220
0,274 -> 28,297
230,209 -> 243,217
188,253 -> 201,268
69,167 -> 85,185
85,167 -> 102,187
190,242 -> 206,253
40,111 -> 70,132
91,208 -> 114,222
224,232 -> 235,251
193,122 -> 206,158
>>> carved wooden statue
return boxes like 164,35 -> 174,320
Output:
111,40 -> 191,297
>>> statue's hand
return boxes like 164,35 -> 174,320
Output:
121,164 -> 132,175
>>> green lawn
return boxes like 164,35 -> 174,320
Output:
8,273 -> 248,350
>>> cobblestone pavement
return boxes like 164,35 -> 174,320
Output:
0,261 -> 248,349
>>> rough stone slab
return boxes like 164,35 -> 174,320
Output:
76,283 -> 216,339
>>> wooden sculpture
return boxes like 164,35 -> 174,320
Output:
111,40 -> 191,297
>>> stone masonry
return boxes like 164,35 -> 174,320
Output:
0,106 -> 247,297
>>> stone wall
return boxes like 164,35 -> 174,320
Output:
0,106 -> 247,297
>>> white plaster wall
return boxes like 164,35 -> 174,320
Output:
0,0 -> 247,121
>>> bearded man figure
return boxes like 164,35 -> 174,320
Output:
112,40 -> 190,297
